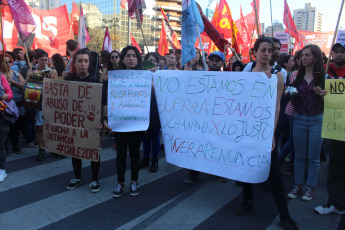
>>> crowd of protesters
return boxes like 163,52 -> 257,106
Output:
1,36 -> 345,230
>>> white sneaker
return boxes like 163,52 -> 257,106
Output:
315,203 -> 345,215
0,169 -> 7,182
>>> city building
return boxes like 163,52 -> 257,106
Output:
264,21 -> 285,37
25,0 -> 61,10
58,0 -> 156,51
205,0 -> 217,21
293,3 -> 323,32
153,0 -> 182,46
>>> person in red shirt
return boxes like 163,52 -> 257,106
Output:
326,42 -> 345,78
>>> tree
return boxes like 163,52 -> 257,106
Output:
86,27 -> 105,52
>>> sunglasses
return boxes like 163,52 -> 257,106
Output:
111,56 -> 119,59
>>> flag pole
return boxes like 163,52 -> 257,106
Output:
270,0 -> 273,37
23,39 -> 32,69
253,0 -> 260,37
191,3 -> 208,71
127,12 -> 130,46
113,0 -> 116,50
287,10 -> 291,54
136,9 -> 149,53
325,0 -> 344,74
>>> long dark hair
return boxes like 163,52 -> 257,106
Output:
108,50 -> 120,70
195,48 -> 204,69
119,46 -> 143,70
293,45 -> 325,89
52,53 -> 65,77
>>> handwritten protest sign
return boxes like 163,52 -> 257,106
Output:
42,79 -> 102,161
336,30 -> 345,44
108,70 -> 152,132
322,79 -> 345,141
153,71 -> 277,183
274,32 -> 289,53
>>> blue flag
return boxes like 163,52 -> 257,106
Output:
181,0 -> 204,67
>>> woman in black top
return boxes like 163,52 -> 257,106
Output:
65,49 -> 102,193
112,46 -> 145,198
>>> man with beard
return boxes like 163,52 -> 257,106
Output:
314,42 -> 345,215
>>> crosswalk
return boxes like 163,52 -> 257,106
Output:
1,139 -> 344,230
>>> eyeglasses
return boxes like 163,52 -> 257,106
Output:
111,56 -> 119,59
5,61 -> 12,65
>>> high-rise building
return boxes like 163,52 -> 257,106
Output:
58,0 -> 155,51
25,0 -> 61,10
264,21 -> 285,37
153,0 -> 182,46
205,0 -> 216,21
293,3 -> 323,32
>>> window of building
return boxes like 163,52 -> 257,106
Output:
41,3 -> 44,8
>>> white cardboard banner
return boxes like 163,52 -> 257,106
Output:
108,70 -> 152,132
336,30 -> 345,44
153,70 -> 277,183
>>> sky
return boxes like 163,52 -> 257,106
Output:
196,0 -> 345,32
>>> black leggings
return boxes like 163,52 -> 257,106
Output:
71,157 -> 100,182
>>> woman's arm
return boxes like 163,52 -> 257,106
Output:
1,75 -> 13,101
8,72 -> 26,89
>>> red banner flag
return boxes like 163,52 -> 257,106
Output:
235,0 -> 261,40
130,33 -> 142,53
211,0 -> 243,53
239,6 -> 251,63
161,8 -> 181,50
40,15 -> 59,49
6,0 -> 36,43
78,5 -> 90,49
283,0 -> 299,42
196,3 -> 229,53
71,1 -> 80,36
158,19 -> 169,56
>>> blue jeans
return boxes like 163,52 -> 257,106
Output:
0,119 -> 10,169
279,115 -> 295,165
293,113 -> 323,187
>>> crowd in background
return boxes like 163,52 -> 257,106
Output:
1,36 -> 345,230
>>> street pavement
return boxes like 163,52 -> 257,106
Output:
1,135 -> 344,230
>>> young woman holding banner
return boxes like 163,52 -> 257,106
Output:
236,37 -> 299,230
65,49 -> 102,193
112,46 -> 145,198
287,44 -> 325,202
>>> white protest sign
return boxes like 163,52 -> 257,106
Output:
108,70 -> 152,132
42,79 -> 102,161
336,30 -> 345,44
153,71 -> 277,183
274,32 -> 289,53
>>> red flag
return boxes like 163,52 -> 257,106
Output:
130,33 -> 142,53
158,19 -> 169,56
120,0 -> 127,9
283,0 -> 299,42
239,6 -> 251,63
235,0 -> 261,39
196,3 -> 229,53
71,1 -> 80,36
211,0 -> 243,53
40,15 -> 59,49
161,8 -> 181,50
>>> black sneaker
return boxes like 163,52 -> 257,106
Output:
234,200 -> 253,216
150,158 -> 158,173
112,183 -> 125,198
89,181 -> 100,193
130,181 -> 140,196
67,179 -> 82,190
279,218 -> 299,230
35,149 -> 46,162
141,157 -> 149,168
